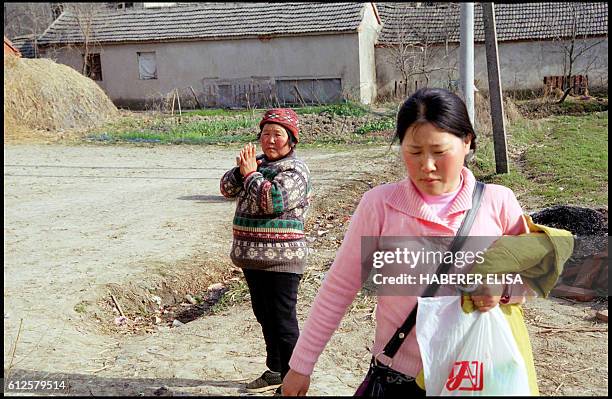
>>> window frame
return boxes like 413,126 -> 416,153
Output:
83,53 -> 103,81
137,51 -> 158,80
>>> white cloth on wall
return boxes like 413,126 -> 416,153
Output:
138,52 -> 157,80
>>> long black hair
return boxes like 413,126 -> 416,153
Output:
394,88 -> 476,153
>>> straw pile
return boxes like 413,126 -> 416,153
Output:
4,54 -> 118,136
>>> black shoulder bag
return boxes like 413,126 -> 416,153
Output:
354,181 -> 486,397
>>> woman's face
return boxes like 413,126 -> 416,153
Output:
260,123 -> 292,161
401,122 -> 471,196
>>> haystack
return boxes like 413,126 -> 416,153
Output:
4,54 -> 118,135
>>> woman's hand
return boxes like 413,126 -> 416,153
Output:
471,284 -> 502,312
238,143 -> 259,176
282,369 -> 310,396
471,294 -> 501,312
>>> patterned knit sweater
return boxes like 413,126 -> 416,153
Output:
220,150 -> 311,274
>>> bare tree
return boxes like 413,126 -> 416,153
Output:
3,2 -> 61,57
384,3 -> 460,96
60,3 -> 108,77
548,3 -> 608,103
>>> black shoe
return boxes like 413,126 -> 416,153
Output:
245,370 -> 282,393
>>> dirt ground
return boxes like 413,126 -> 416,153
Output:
3,143 -> 608,396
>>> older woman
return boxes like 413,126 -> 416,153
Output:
282,88 -> 535,396
220,108 -> 311,394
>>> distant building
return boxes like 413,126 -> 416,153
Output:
37,3 -> 381,108
35,2 -> 608,108
376,3 -> 608,97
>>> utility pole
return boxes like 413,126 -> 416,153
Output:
483,2 -> 509,174
459,3 -> 475,127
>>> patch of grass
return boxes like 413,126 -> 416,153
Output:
74,301 -> 88,314
558,99 -> 608,114
291,105 -> 331,115
209,279 -> 250,314
182,108 -> 258,117
90,117 -> 258,144
176,102 -> 370,118
473,112 -> 608,208
294,102 -> 370,117
354,118 -> 395,134
170,118 -> 256,135
516,97 -> 608,119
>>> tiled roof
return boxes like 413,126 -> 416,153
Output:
377,2 -> 609,45
10,35 -> 37,58
38,2 -> 369,46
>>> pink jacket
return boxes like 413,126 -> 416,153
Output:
289,167 -> 528,378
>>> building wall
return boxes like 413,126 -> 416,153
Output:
486,37 -> 608,92
376,36 -> 608,98
357,4 -> 382,104
41,33 -> 361,108
375,42 -> 460,99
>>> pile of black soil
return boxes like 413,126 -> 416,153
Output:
531,205 -> 608,294
530,205 -> 607,236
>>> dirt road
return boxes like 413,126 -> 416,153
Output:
4,143 -> 607,396
3,143 -> 388,396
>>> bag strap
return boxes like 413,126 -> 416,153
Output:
379,181 -> 486,360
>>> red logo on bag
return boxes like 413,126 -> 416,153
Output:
445,361 -> 484,391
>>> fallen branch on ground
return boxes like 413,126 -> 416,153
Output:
86,364 -> 111,374
560,366 -> 595,378
4,318 -> 24,389
534,323 -> 607,334
109,292 -> 125,317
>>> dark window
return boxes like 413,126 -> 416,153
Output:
116,3 -> 134,10
84,53 -> 102,81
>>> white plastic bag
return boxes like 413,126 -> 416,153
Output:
416,297 -> 530,396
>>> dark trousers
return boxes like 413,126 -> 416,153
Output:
242,268 -> 302,380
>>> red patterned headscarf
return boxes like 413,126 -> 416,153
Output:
259,108 -> 300,143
